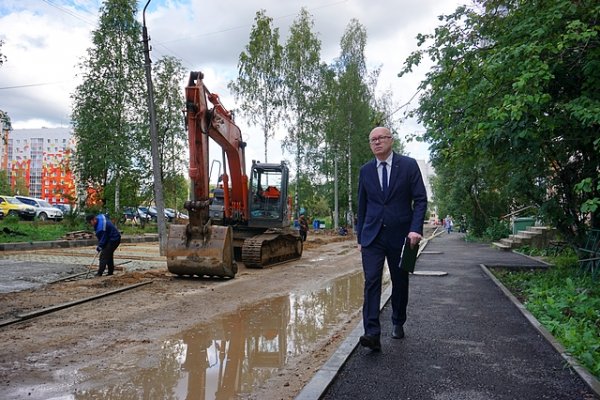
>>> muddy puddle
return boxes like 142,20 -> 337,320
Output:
66,270 -> 373,399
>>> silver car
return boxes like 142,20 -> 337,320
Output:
15,196 -> 64,221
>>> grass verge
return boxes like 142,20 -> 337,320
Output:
0,215 -> 158,243
492,249 -> 600,380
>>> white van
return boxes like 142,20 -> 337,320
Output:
14,196 -> 64,221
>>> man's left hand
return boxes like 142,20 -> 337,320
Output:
96,246 -> 102,253
407,232 -> 422,249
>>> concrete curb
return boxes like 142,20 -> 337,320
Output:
481,264 -> 600,398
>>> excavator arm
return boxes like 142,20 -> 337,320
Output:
185,71 -> 248,221
166,71 -> 248,278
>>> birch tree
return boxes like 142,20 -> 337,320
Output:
229,10 -> 283,162
71,0 -> 146,213
282,8 -> 323,216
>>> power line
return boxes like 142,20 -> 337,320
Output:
40,0 -> 97,26
0,81 -> 69,90
157,0 -> 349,45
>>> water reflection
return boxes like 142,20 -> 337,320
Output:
75,271 -> 366,400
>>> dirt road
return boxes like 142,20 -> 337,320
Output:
0,233 -> 362,400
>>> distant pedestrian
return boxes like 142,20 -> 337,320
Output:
299,214 -> 309,242
313,218 -> 320,232
356,127 -> 427,351
444,215 -> 453,234
86,214 -> 121,276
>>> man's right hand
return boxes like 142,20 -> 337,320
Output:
96,246 -> 102,253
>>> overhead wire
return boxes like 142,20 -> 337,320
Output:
40,0 -> 97,26
0,82 -> 69,90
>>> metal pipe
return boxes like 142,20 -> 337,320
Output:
0,281 -> 153,328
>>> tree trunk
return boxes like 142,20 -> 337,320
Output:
346,122 -> 353,229
334,151 -> 339,230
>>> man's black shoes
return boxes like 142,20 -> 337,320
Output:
392,325 -> 405,339
359,335 -> 381,351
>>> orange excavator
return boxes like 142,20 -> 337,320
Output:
166,71 -> 303,278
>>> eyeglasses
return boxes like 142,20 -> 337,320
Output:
369,136 -> 392,144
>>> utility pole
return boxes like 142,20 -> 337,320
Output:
1,124 -> 9,171
0,111 -> 11,185
142,0 -> 167,254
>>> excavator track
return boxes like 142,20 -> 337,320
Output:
241,231 -> 303,268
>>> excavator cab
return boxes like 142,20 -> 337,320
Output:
247,161 -> 291,229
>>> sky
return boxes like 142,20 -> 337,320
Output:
0,0 -> 465,165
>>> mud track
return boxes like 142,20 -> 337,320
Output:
0,233 -> 361,400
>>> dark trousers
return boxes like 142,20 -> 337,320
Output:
361,229 -> 409,337
98,239 -> 121,275
300,229 -> 307,242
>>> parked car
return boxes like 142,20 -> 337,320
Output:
137,206 -> 152,222
164,208 -> 190,221
15,195 -> 64,221
147,206 -> 159,222
0,195 -> 36,220
53,204 -> 72,214
164,208 -> 176,222
120,206 -> 144,225
0,209 -> 4,219
148,206 -> 174,222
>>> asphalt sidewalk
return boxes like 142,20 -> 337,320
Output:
298,231 -> 600,400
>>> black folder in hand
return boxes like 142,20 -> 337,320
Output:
400,237 -> 418,273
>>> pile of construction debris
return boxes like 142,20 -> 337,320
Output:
63,230 -> 94,240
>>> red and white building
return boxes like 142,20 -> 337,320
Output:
1,127 -> 76,206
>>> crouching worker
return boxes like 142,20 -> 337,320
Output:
86,214 -> 122,276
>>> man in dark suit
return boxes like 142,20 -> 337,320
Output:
356,127 -> 428,351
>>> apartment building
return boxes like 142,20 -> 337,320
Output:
1,127 -> 76,205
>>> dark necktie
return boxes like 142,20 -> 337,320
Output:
381,162 -> 388,195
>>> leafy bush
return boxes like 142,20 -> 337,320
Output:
61,212 -> 87,231
493,258 -> 600,378
0,220 -> 72,242
483,219 -> 510,241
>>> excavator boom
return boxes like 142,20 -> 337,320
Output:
166,71 -> 301,278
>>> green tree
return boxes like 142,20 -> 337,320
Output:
228,10 -> 283,163
0,39 -> 6,67
318,20 -> 400,229
282,8 -> 324,217
401,0 -> 600,244
151,55 -> 187,197
71,0 -> 147,212
13,175 -> 29,196
162,173 -> 188,211
0,47 -> 11,193
333,19 -> 375,227
0,110 -> 11,134
0,170 -> 10,195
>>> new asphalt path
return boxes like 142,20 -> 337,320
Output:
297,231 -> 600,400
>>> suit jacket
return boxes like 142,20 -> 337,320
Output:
356,152 -> 427,248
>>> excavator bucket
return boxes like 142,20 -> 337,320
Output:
166,224 -> 237,278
